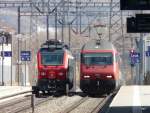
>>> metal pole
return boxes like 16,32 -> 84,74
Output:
61,1 -> 65,42
62,19 -> 64,42
131,37 -> 134,84
136,38 -> 141,84
69,23 -> 71,48
89,26 -> 91,38
46,14 -> 49,40
18,6 -> 21,86
139,37 -> 142,85
143,39 -> 146,84
120,9 -> 126,85
76,0 -> 78,33
138,8 -> 143,85
55,8 -> 57,41
25,39 -> 26,86
31,94 -> 35,113
11,34 -> 13,86
138,10 -> 143,85
141,33 -> 144,85
88,16 -> 91,38
2,35 -> 4,86
109,0 -> 112,41
79,4 -> 82,34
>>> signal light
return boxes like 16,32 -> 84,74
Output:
130,50 -> 134,53
130,49 -> 135,53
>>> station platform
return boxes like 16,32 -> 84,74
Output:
108,86 -> 150,113
0,86 -> 32,101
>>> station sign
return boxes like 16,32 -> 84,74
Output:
131,57 -> 140,63
145,46 -> 150,57
129,51 -> 140,66
1,51 -> 12,57
146,51 -> 150,57
148,46 -> 150,51
130,52 -> 140,58
20,51 -> 31,61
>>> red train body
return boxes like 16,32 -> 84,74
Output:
80,39 -> 122,94
33,40 -> 75,96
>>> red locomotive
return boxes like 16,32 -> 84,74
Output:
33,40 -> 75,96
80,39 -> 122,94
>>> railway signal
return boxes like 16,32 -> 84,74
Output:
127,14 -> 150,33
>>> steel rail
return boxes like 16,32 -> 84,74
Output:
0,90 -> 32,100
90,94 -> 113,113
62,96 -> 89,113
0,96 -> 31,109
3,95 -> 54,113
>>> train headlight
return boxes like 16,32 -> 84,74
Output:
41,72 -> 46,76
83,75 -> 90,78
58,72 -> 64,76
106,75 -> 112,78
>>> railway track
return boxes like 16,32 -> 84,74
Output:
0,96 -> 30,109
62,96 -> 90,113
90,94 -> 113,113
62,94 -> 113,113
0,91 -> 115,113
0,94 -> 54,113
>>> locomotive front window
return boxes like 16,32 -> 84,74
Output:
82,53 -> 113,65
41,52 -> 64,65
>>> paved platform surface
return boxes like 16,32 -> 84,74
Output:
0,86 -> 31,99
107,86 -> 150,113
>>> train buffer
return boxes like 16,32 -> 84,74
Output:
106,86 -> 150,113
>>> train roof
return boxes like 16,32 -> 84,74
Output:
82,39 -> 116,51
40,39 -> 69,50
39,39 -> 74,58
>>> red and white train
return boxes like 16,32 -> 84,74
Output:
33,40 -> 75,96
80,39 -> 123,94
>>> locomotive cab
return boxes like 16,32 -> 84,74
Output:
80,39 -> 121,94
32,40 -> 75,96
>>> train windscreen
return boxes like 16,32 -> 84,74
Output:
41,51 -> 64,66
82,53 -> 113,65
